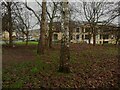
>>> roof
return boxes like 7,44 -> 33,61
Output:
51,21 -> 82,32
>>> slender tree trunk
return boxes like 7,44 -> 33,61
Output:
48,20 -> 53,48
37,0 -> 46,55
9,31 -> 13,46
22,34 -> 25,42
59,0 -> 70,73
116,39 -> 118,45
88,33 -> 91,44
49,31 -> 53,48
93,27 -> 96,46
8,2 -> 13,46
93,33 -> 96,46
45,34 -> 48,47
26,33 -> 28,45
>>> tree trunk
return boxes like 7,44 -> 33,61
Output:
49,31 -> 53,48
93,27 -> 96,46
9,31 -> 13,46
93,33 -> 96,46
116,40 -> 118,45
48,20 -> 53,48
26,33 -> 28,45
22,34 -> 25,42
8,2 -> 13,46
37,0 -> 46,55
59,0 -> 70,73
88,33 -> 91,44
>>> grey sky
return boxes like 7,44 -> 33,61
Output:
26,1 -> 119,30
1,0 -> 119,30
5,0 -> 120,2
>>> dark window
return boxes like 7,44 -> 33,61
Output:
76,28 -> 79,33
76,35 -> 79,40
70,36 -> 72,40
85,35 -> 89,39
54,34 -> 58,40
81,27 -> 84,33
100,34 -> 102,39
85,28 -> 89,33
103,34 -> 109,39
82,35 -> 84,40
103,41 -> 108,44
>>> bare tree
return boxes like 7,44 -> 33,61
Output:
74,0 -> 116,45
59,0 -> 70,73
109,1 -> 120,45
14,2 -> 31,45
24,1 -> 47,54
35,0 -> 60,48
2,1 -> 26,45
2,1 -> 13,46
83,1 -> 104,45
37,0 -> 47,55
47,1 -> 60,48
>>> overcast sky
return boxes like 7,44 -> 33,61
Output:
4,0 -> 119,2
26,1 -> 119,30
1,0 -> 120,29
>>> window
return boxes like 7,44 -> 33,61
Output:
81,27 -> 84,33
54,34 -> 58,40
85,28 -> 89,33
76,28 -> 79,33
70,36 -> 73,40
103,34 -> 109,39
103,41 -> 108,44
100,34 -> 102,39
85,35 -> 89,39
76,35 -> 79,40
82,35 -> 84,40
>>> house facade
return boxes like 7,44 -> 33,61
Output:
2,31 -> 16,41
52,22 -> 118,44
2,21 -> 118,45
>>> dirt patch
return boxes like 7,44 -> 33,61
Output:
2,45 -> 37,65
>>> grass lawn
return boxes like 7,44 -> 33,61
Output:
15,41 -> 38,45
2,43 -> 119,89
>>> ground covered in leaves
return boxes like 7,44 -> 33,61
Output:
2,43 -> 120,89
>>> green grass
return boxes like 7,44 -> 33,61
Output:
15,41 -> 38,45
30,67 -> 39,73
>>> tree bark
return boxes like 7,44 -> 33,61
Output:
26,32 -> 29,45
9,30 -> 13,46
48,20 -> 53,48
59,0 -> 70,73
88,33 -> 91,44
93,27 -> 96,46
93,33 -> 96,46
8,2 -> 13,46
37,0 -> 46,55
